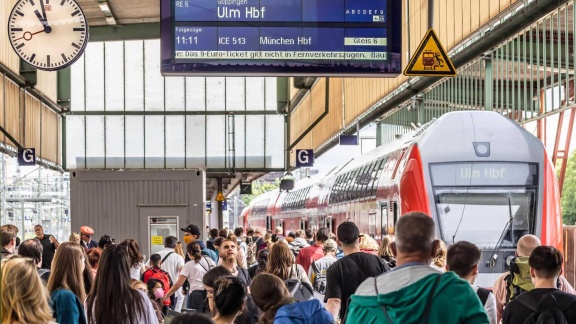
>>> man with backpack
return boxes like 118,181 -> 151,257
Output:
446,241 -> 497,324
324,222 -> 390,322
346,212 -> 489,324
142,253 -> 174,315
502,246 -> 576,323
493,235 -> 575,322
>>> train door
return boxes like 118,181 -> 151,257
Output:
299,218 -> 307,230
368,211 -> 377,238
266,215 -> 272,232
325,216 -> 334,234
380,201 -> 389,238
380,201 -> 399,237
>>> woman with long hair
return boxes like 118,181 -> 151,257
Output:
251,274 -> 294,324
203,266 -> 233,317
1,256 -> 55,324
174,241 -> 185,259
120,239 -> 145,281
378,235 -> 396,268
47,241 -> 87,324
266,242 -> 311,284
212,277 -> 248,324
163,241 -> 216,311
87,244 -> 159,324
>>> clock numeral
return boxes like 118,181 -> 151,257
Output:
11,28 -> 23,32
71,42 -> 81,49
60,0 -> 65,5
30,53 -> 36,62
71,9 -> 79,16
16,43 -> 25,49
30,0 -> 35,6
61,53 -> 68,63
47,55 -> 50,67
15,10 -> 24,16
73,27 -> 85,31
46,0 -> 50,4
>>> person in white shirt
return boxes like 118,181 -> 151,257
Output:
164,241 -> 216,311
146,236 -> 185,312
446,240 -> 497,324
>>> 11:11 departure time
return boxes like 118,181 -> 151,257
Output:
176,36 -> 247,45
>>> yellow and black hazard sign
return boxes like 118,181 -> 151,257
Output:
216,191 -> 225,202
404,29 -> 456,77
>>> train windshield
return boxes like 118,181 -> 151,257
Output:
430,162 -> 538,249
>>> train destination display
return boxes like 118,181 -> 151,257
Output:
161,0 -> 401,76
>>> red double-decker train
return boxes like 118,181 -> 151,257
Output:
240,111 -> 562,286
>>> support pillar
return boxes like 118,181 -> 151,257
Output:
484,57 -> 493,111
217,178 -> 223,230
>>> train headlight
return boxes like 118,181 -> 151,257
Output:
473,142 -> 490,157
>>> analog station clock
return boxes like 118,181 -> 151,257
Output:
8,0 -> 89,71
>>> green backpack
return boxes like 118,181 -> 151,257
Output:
505,256 -> 533,303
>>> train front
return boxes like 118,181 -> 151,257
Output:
416,111 -> 562,288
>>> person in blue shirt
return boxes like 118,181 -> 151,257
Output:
47,241 -> 87,324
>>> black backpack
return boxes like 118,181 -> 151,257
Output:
518,293 -> 574,324
285,265 -> 314,302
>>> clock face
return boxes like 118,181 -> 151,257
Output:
8,0 -> 89,71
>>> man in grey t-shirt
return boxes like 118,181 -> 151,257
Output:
308,239 -> 338,305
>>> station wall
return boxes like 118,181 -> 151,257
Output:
70,170 -> 205,258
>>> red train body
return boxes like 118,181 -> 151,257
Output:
240,111 -> 562,286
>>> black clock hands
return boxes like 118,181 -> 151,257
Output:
34,7 -> 51,33
39,0 -> 49,26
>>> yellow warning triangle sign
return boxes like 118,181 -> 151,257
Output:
216,191 -> 225,202
404,29 -> 456,77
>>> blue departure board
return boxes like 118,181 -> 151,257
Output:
161,0 -> 402,76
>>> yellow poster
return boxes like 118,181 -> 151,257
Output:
152,236 -> 163,245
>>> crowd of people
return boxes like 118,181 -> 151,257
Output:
1,212 -> 575,324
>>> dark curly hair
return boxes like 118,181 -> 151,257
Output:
119,239 -> 144,267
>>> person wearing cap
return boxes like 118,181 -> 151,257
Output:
181,224 -> 206,250
80,226 -> 98,250
308,238 -> 338,305
34,224 -> 59,269
324,221 -> 390,322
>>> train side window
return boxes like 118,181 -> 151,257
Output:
371,157 -> 388,196
266,215 -> 272,231
364,161 -> 378,198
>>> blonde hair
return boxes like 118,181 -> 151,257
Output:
174,242 -> 185,259
1,256 -> 54,324
378,235 -> 395,258
69,232 -> 81,244
359,234 -> 379,251
433,240 -> 447,268
47,241 -> 87,301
